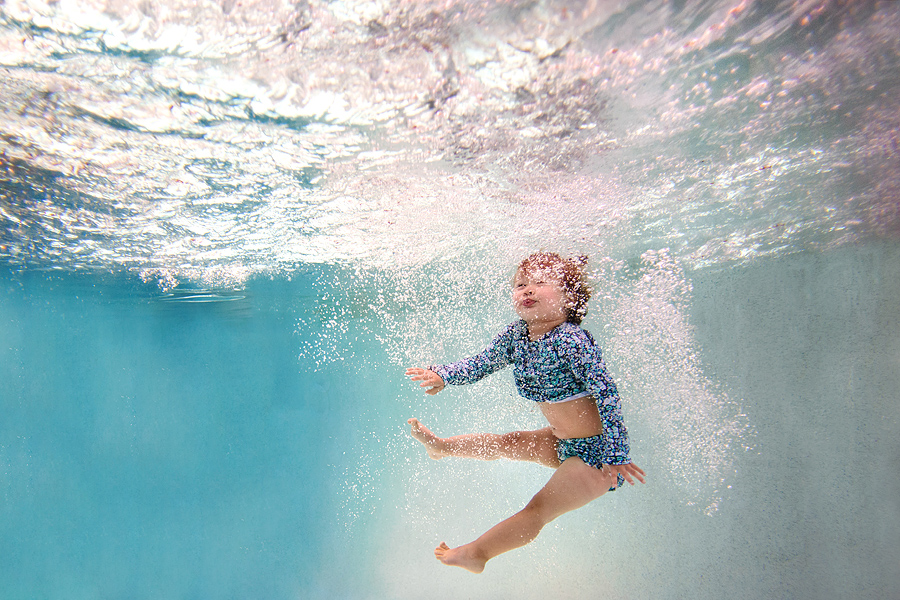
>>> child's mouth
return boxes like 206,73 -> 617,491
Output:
521,299 -> 536,308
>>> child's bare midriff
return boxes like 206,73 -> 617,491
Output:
539,395 -> 606,440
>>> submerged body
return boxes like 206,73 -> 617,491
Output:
429,318 -> 631,471
407,253 -> 645,573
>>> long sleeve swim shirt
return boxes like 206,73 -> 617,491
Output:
429,320 -> 630,464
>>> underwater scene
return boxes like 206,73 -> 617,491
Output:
1,0 -> 899,598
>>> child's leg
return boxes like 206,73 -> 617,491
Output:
407,418 -> 559,468
434,456 -> 617,573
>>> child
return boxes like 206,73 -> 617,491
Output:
406,251 -> 645,573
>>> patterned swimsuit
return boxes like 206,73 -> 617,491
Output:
430,320 -> 631,488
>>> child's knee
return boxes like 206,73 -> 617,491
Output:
500,431 -> 525,447
520,496 -> 554,528
499,430 -> 534,457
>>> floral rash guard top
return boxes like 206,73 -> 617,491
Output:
429,320 -> 630,465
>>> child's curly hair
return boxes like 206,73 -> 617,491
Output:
517,252 -> 591,325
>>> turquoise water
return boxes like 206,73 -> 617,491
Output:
2,0 -> 900,598
3,246 -> 898,599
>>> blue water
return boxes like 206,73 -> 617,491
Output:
2,0 -> 900,598
0,270 -> 369,597
3,245 -> 899,599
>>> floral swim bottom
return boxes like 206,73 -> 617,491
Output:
556,434 -> 628,490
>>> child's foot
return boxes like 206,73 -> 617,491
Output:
407,418 -> 446,460
434,542 -> 486,574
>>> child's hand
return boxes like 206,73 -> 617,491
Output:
602,462 -> 646,485
406,368 -> 446,395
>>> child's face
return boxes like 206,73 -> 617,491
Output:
512,267 -> 570,324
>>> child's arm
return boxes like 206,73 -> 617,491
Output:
407,322 -> 519,393
559,329 -> 632,466
405,368 -> 445,395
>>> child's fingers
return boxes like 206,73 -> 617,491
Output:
623,464 -> 646,484
405,368 -> 444,394
407,369 -> 431,382
605,464 -> 645,486
423,382 -> 444,395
